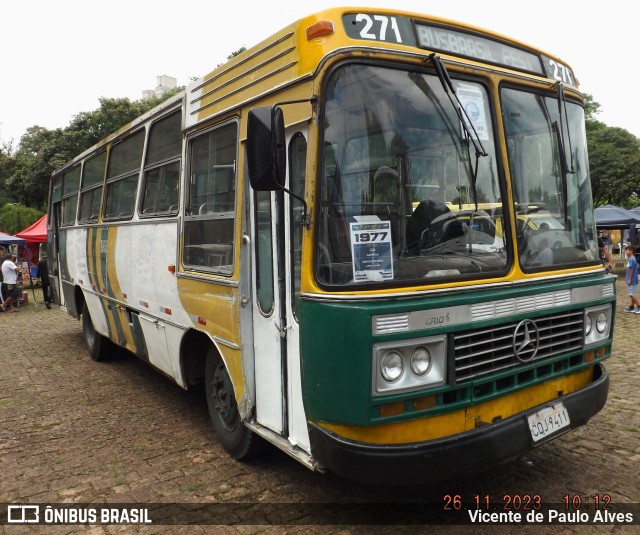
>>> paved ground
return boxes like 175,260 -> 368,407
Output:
1,279 -> 638,534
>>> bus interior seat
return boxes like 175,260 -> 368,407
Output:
420,212 -> 463,249
372,166 -> 404,251
325,204 -> 352,263
408,199 -> 450,251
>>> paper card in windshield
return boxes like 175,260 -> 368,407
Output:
350,218 -> 394,282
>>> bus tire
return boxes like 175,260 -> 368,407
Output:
205,349 -> 260,460
82,307 -> 111,362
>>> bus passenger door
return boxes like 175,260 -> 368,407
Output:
251,188 -> 285,434
250,127 -> 310,453
48,198 -> 65,308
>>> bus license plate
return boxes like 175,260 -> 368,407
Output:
527,403 -> 570,443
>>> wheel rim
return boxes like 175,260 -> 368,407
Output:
211,362 -> 239,432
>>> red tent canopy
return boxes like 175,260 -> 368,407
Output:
15,214 -> 47,244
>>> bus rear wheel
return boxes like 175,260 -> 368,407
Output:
205,349 -> 260,460
81,306 -> 111,362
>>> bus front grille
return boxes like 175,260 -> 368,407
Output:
453,310 -> 584,383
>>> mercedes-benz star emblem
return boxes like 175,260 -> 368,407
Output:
513,319 -> 539,362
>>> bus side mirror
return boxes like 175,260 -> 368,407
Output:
247,106 -> 286,191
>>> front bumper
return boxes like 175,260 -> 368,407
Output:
309,364 -> 609,485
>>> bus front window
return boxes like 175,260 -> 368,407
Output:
501,87 -> 599,271
317,63 -> 508,287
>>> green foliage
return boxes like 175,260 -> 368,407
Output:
228,47 -> 246,59
0,91 -> 182,212
0,203 -> 43,235
0,141 -> 17,205
587,120 -> 640,207
217,47 -> 246,67
7,126 -> 67,210
582,93 -> 601,121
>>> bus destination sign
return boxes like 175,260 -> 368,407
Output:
414,23 -> 543,75
343,13 -> 576,86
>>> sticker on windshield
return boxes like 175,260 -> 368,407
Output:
350,217 -> 394,282
457,85 -> 489,141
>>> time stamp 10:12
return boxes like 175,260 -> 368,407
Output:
443,494 -> 613,511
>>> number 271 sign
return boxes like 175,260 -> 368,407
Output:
350,221 -> 394,282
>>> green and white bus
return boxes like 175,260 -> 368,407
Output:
48,7 -> 613,484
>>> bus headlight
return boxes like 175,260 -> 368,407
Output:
411,347 -> 431,376
584,304 -> 611,347
373,336 -> 446,396
381,351 -> 404,382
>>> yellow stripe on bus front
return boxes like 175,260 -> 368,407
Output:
315,368 -> 593,445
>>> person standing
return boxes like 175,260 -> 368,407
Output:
1,254 -> 21,312
598,235 -> 614,271
0,246 -> 6,308
623,245 -> 640,313
37,251 -> 52,309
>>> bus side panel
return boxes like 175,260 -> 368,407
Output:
114,223 -> 188,379
83,290 -> 110,338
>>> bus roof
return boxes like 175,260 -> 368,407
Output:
53,6 -> 578,176
186,6 -> 577,129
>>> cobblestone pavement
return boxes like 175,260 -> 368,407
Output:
1,281 -> 638,534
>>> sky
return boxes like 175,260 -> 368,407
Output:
1,1 -> 636,144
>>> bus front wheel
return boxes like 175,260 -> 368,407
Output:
205,349 -> 260,460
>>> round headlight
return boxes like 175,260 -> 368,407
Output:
585,314 -> 593,336
411,346 -> 432,376
381,351 -> 404,382
596,312 -> 607,333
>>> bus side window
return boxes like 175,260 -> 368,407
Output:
140,111 -> 182,217
78,151 -> 107,224
103,130 -> 145,221
183,121 -> 238,273
60,166 -> 80,226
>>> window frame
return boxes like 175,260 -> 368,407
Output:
78,151 -> 107,225
182,119 -> 239,275
139,109 -> 182,218
103,129 -> 145,222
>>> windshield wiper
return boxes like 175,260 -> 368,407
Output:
555,83 -> 575,176
553,83 -> 575,226
429,53 -> 488,213
429,54 -> 487,158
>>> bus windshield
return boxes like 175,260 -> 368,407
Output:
317,63 -> 507,287
501,87 -> 599,271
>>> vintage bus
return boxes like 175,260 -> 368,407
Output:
47,7 -> 614,484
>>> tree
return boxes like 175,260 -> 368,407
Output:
1,90 -> 183,211
65,92 -> 182,151
582,93 -> 601,121
587,121 -> 640,207
5,126 -> 67,209
579,93 -> 640,207
0,141 -> 17,205
0,203 -> 42,235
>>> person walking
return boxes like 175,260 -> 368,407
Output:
1,254 -> 21,312
0,246 -> 6,309
623,245 -> 640,313
37,251 -> 52,309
